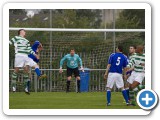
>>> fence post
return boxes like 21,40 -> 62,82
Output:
49,9 -> 53,92
34,73 -> 37,92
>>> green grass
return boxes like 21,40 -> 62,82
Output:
9,92 -> 140,109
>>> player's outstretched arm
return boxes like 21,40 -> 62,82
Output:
78,55 -> 84,72
104,64 -> 111,81
59,55 -> 67,73
9,37 -> 16,45
27,42 -> 36,55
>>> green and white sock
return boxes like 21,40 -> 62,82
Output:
23,73 -> 29,90
133,85 -> 145,96
11,72 -> 17,91
129,89 -> 136,105
138,85 -> 145,91
133,87 -> 139,96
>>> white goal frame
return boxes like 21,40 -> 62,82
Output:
9,27 -> 145,93
9,27 -> 145,32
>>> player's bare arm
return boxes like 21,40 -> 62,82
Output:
123,67 -> 128,80
104,64 -> 111,80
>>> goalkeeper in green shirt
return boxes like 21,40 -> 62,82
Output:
59,49 -> 84,93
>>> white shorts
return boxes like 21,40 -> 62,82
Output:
127,71 -> 145,84
14,54 -> 30,67
106,73 -> 124,89
26,57 -> 37,67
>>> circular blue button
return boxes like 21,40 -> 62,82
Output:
137,89 -> 158,110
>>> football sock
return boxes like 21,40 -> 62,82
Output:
23,73 -> 29,90
122,89 -> 129,103
125,88 -> 130,100
27,80 -> 31,92
138,85 -> 145,91
77,80 -> 80,92
11,72 -> 17,89
133,87 -> 139,96
129,89 -> 136,104
133,85 -> 145,97
35,68 -> 41,76
107,90 -> 111,104
66,80 -> 70,91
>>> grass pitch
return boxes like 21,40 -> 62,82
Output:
9,92 -> 140,109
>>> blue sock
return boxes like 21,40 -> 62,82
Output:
122,90 -> 129,103
106,90 -> 111,104
126,89 -> 130,100
35,68 -> 41,76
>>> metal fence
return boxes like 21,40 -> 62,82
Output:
9,69 -> 108,92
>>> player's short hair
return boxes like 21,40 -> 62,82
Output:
70,48 -> 75,51
117,45 -> 123,52
18,29 -> 25,35
130,45 -> 136,49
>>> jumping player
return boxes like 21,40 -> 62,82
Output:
9,29 -> 38,94
26,40 -> 47,94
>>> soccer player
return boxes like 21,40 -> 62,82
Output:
26,40 -> 47,93
104,46 -> 129,106
9,29 -> 38,94
59,49 -> 84,93
126,45 -> 145,106
125,45 -> 136,100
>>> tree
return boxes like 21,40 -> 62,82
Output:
116,9 -> 145,29
52,9 -> 102,28
9,9 -> 25,15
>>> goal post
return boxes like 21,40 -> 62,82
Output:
9,27 -> 145,32
9,27 -> 145,92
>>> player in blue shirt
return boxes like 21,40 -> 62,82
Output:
28,41 -> 42,63
26,41 -> 46,94
59,49 -> 84,93
104,46 -> 129,106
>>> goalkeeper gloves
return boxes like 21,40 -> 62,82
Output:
59,67 -> 63,73
80,66 -> 84,72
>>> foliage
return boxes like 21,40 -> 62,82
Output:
116,9 -> 145,29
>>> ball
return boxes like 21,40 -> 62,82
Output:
26,11 -> 35,18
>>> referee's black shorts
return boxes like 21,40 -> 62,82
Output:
67,67 -> 80,77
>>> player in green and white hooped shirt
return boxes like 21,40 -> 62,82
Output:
9,29 -> 38,94
125,45 -> 136,100
59,49 -> 84,93
125,45 -> 145,106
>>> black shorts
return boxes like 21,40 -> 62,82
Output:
67,67 -> 80,77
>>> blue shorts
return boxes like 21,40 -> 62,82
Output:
126,70 -> 132,75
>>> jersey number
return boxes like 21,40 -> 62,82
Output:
116,57 -> 121,66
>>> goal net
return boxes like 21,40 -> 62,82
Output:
9,28 -> 145,92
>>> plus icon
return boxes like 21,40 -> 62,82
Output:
137,89 -> 158,110
142,94 -> 153,105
